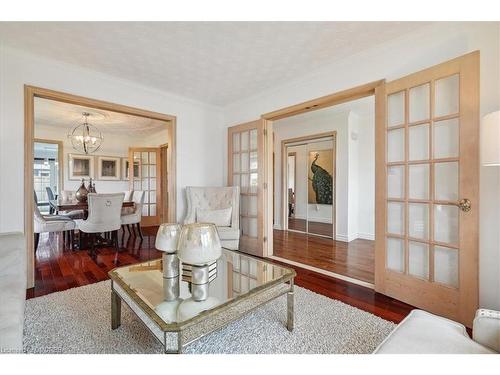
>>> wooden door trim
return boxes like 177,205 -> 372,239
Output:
280,132 -> 337,240
25,85 -> 177,288
262,80 -> 384,121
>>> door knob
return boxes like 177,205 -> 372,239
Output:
457,198 -> 471,212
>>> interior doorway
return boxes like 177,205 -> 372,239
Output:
270,96 -> 375,285
283,133 -> 336,239
24,86 -> 177,289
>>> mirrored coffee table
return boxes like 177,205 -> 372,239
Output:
108,249 -> 296,353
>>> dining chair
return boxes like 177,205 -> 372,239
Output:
33,199 -> 76,253
121,190 -> 145,239
76,193 -> 125,257
121,190 -> 135,215
45,187 -> 56,214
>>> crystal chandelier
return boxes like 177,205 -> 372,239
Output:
68,112 -> 103,154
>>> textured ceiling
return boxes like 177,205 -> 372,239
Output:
34,97 -> 168,135
0,22 -> 431,106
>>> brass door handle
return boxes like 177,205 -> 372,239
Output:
456,198 -> 471,212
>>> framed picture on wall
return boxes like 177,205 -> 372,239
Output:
308,150 -> 334,205
97,156 -> 121,181
68,153 -> 94,180
121,157 -> 140,180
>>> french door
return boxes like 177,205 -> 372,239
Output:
129,147 -> 161,226
227,120 -> 268,257
375,51 -> 479,326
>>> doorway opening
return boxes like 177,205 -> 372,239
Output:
25,86 -> 177,289
270,95 -> 376,285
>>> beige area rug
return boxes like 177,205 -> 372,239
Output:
24,280 -> 396,354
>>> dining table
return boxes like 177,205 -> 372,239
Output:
49,199 -> 135,217
49,199 -> 136,251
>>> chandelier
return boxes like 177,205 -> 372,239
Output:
68,112 -> 103,154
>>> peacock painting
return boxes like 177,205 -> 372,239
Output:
308,151 -> 333,205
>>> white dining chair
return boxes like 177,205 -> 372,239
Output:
34,201 -> 76,253
76,193 -> 125,257
121,190 -> 145,239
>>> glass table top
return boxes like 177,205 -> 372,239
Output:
109,248 -> 295,328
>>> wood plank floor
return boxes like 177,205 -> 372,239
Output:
27,226 -> 413,324
273,230 -> 375,283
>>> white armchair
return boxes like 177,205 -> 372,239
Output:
374,309 -> 500,354
184,186 -> 240,250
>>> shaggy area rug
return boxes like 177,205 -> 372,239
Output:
24,280 -> 395,354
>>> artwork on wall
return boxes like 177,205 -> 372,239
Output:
97,156 -> 121,181
68,153 -> 94,180
308,150 -> 333,205
122,158 -> 140,180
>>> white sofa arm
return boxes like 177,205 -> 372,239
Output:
473,309 -> 500,353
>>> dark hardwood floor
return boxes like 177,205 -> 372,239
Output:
273,229 -> 375,284
28,226 -> 413,324
27,226 -> 162,299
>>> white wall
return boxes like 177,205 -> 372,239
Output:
223,22 -> 500,310
356,112 -> 375,240
0,45 -> 226,230
35,124 -> 167,193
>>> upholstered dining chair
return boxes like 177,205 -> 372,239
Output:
76,193 -> 125,257
45,187 -> 57,214
121,190 -> 145,239
184,186 -> 240,250
33,200 -> 76,253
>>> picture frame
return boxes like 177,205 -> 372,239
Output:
68,153 -> 94,180
122,157 -> 140,180
97,156 -> 121,181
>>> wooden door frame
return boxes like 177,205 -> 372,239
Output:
261,80 -> 384,259
280,132 -> 337,240
33,138 -> 64,196
24,85 -> 177,288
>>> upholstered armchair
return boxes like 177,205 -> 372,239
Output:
184,186 -> 240,250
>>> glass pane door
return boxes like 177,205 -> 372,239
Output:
228,120 -> 265,257
130,147 -> 160,226
378,51 -> 479,326
386,76 -> 460,286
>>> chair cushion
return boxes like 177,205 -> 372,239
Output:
374,310 -> 494,354
197,207 -> 232,227
216,227 -> 240,241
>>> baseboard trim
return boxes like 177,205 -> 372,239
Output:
357,232 -> 375,241
269,255 -> 374,289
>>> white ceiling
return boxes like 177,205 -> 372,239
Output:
34,97 -> 168,135
0,22 -> 432,106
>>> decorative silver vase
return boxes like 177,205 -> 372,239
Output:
75,179 -> 89,203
